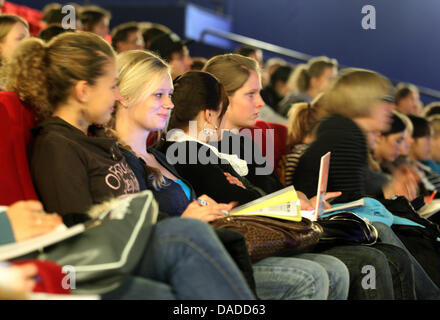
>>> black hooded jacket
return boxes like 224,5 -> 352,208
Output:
30,117 -> 140,216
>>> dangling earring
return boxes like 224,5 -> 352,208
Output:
202,122 -> 218,139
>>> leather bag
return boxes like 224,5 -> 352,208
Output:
316,211 -> 378,248
211,215 -> 323,263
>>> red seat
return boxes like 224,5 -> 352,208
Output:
240,120 -> 288,178
0,92 -> 38,205
3,1 -> 45,36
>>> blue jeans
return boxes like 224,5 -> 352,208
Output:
295,253 -> 350,300
252,254 -> 349,300
372,221 -> 440,299
105,218 -> 255,300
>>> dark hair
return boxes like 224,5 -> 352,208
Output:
80,5 -> 111,31
38,24 -> 73,42
111,22 -> 139,50
235,44 -> 259,57
190,57 -> 207,71
381,112 -> 406,136
270,65 -> 293,86
141,24 -> 171,49
408,115 -> 431,138
168,71 -> 229,130
423,102 -> 440,118
394,83 -> 419,105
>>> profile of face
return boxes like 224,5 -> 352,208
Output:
169,46 -> 192,79
92,17 -> 110,39
376,132 -> 405,162
366,130 -> 380,151
226,70 -> 265,129
249,49 -> 263,68
129,74 -> 174,132
398,129 -> 414,156
0,22 -> 29,61
311,66 -> 337,93
397,91 -> 421,115
82,60 -> 120,125
368,100 -> 395,132
411,136 -> 432,161
117,31 -> 144,53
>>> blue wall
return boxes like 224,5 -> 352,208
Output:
228,0 -> 440,100
12,0 -> 440,100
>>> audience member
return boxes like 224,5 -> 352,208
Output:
425,115 -> 440,174
423,102 -> 440,118
2,31 -> 255,301
79,5 -> 110,39
111,22 -> 144,53
260,64 -> 293,111
38,24 -> 73,42
394,83 -> 422,116
149,32 -> 192,79
278,95 -> 326,186
203,53 -> 286,193
190,56 -> 207,70
278,56 -> 337,117
112,50 -> 350,301
141,23 -> 171,49
0,14 -> 29,67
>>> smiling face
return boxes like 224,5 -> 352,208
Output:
0,21 -> 29,61
129,74 -> 174,132
225,70 -> 265,129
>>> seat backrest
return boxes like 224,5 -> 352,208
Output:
0,91 -> 38,205
241,120 -> 288,177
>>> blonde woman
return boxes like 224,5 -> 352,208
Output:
278,94 -> 327,186
3,31 -> 256,300
0,14 -> 29,66
278,56 -> 338,116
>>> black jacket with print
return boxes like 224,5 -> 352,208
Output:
30,117 -> 140,216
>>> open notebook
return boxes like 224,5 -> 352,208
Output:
0,212 -> 108,261
229,152 -> 364,222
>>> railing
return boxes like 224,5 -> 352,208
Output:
200,29 -> 440,101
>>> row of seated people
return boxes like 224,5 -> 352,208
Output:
0,12 -> 440,300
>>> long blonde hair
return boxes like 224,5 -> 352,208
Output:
111,50 -> 171,190
286,93 -> 327,149
203,53 -> 259,96
319,68 -> 391,119
0,14 -> 29,65
287,56 -> 337,93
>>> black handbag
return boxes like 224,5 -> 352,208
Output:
315,211 -> 378,249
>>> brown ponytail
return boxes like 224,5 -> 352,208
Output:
5,31 -> 115,120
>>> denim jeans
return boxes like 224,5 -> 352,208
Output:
372,221 -> 440,299
318,245 -> 395,299
252,256 -> 329,300
251,253 -> 349,300
295,253 -> 350,300
372,242 -> 416,299
105,217 -> 255,300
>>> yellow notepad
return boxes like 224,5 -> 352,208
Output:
230,186 -> 302,222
